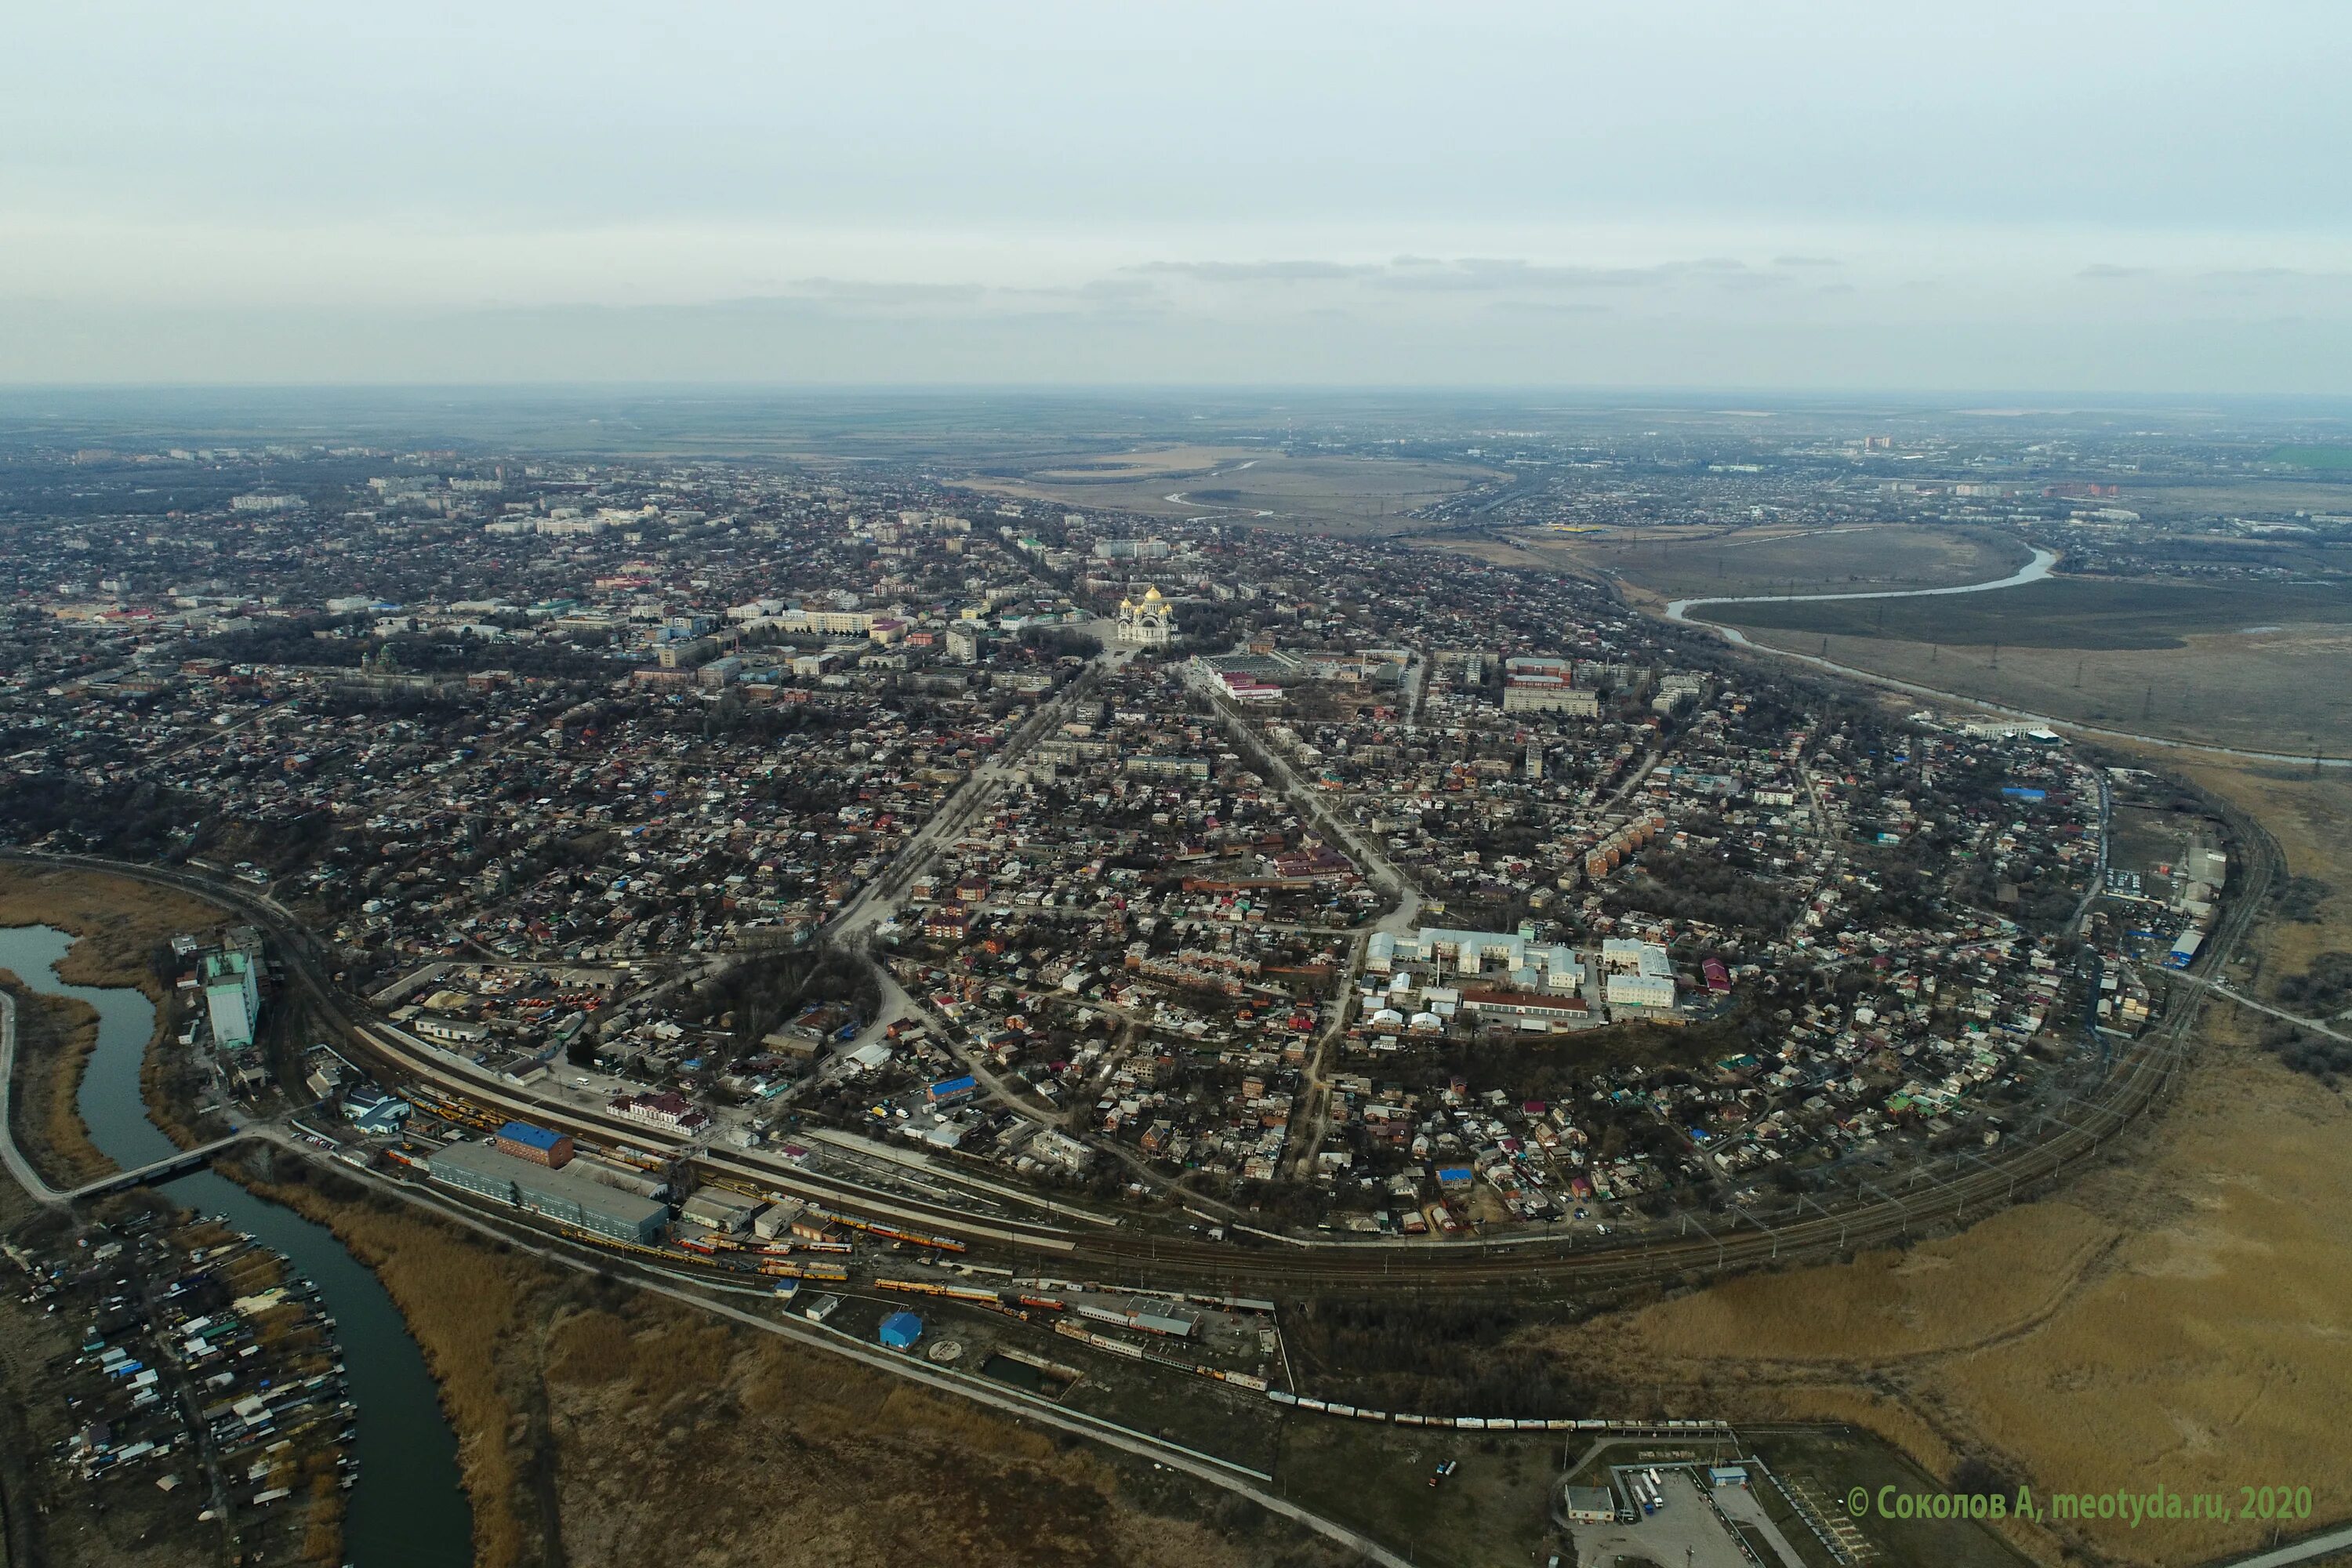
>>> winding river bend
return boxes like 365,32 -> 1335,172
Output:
1661,546 -> 2352,768
1662,544 -> 2061,628
0,924 -> 470,1567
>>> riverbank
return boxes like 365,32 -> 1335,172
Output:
0,890 -> 476,1568
0,862 -> 222,997
0,1196 -> 361,1568
1,970 -> 108,1189
1664,543 -> 2060,622
0,862 -> 225,1159
224,1158 -> 544,1568
231,1151 -> 1344,1568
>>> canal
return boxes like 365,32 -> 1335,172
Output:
0,924 -> 472,1566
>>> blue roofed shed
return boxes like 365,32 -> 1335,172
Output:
927,1075 -> 978,1106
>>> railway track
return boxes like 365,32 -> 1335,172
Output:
5,826 -> 2274,1293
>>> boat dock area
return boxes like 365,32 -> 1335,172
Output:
2,1205 -> 358,1566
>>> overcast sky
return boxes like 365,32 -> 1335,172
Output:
8,1 -> 2351,390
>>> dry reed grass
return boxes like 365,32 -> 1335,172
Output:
1633,1203 -> 2118,1363
2,973 -> 109,1188
1550,759 -> 2352,1566
239,1174 -> 546,1568
0,863 -> 223,993
249,1178 -> 1297,1568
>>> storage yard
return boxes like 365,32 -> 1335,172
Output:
1,1207 -> 358,1567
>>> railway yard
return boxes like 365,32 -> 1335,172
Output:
5,415 -> 2348,1568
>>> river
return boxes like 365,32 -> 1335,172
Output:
0,924 -> 471,1567
1662,544 -> 2061,625
1661,547 -> 2352,768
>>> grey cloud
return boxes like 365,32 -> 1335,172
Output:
1376,258 -> 1699,291
1129,260 -> 1379,281
2079,263 -> 2151,279
2197,266 -> 2352,284
1127,256 -> 1755,292
1486,299 -> 1611,317
784,277 -> 989,304
1772,254 -> 1842,267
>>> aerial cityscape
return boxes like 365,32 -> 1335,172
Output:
7,6 -> 2352,1568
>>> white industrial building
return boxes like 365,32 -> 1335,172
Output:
1368,927 -> 1584,992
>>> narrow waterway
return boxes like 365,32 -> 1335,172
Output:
1662,544 -> 2061,624
1659,546 -> 2352,766
0,924 -> 471,1566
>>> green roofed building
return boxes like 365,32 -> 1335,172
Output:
202,949 -> 260,1049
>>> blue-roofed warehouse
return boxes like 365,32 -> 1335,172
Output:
926,1075 -> 978,1107
493,1120 -> 575,1169
878,1312 -> 923,1350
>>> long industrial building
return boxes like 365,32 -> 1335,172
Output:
423,1139 -> 668,1243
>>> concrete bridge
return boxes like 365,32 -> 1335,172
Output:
60,1133 -> 252,1202
0,989 -> 252,1207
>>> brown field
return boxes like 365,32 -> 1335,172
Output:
1,973 -> 108,1189
1733,624 -> 2352,758
2122,480 -> 2352,517
1546,757 -> 2352,1568
956,448 -> 1503,533
242,1166 -> 1345,1568
1019,444 -> 1272,481
2167,760 -> 2352,992
0,862 -> 228,994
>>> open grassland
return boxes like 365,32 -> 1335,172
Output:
1019,444 -> 1272,481
1700,573 -> 2352,649
1729,622 -> 2352,757
1272,1421 -> 1566,1568
2266,445 -> 2352,470
244,1164 -> 1348,1568
1547,760 -> 2352,1568
1532,523 -> 2030,604
956,448 -> 1503,533
2170,761 -> 2352,993
2107,479 -> 2352,518
1,974 -> 108,1189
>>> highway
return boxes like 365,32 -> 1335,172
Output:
0,990 -> 64,1204
241,1123 -> 1417,1568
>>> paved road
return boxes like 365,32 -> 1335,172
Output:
2180,975 -> 2352,1046
1187,674 -> 1417,1171
292,1133 -> 1411,1568
2212,1523 -> 2352,1568
0,991 -> 67,1203
5,844 -> 2274,1292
